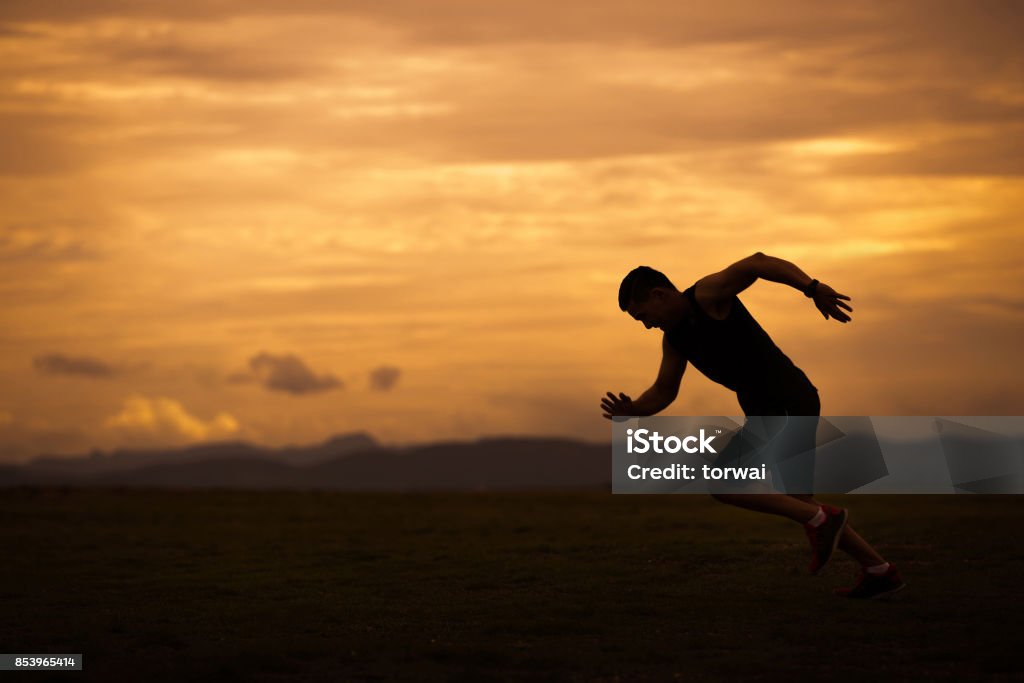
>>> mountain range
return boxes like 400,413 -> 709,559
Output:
0,433 -> 612,490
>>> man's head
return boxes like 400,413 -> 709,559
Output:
618,266 -> 686,331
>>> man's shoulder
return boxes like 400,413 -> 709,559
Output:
692,277 -> 738,321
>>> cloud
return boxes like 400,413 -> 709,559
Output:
4,5 -> 1021,169
0,1 -> 1016,59
93,32 -> 330,83
102,394 -> 240,442
246,351 -> 342,395
33,352 -> 117,378
0,1 -> 1020,449
0,222 -> 105,262
0,24 -> 39,38
832,129 -> 1024,176
369,365 -> 401,391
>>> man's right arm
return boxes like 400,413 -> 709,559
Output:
609,336 -> 686,417
602,336 -> 687,419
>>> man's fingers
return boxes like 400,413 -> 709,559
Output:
836,300 -> 853,312
830,303 -> 852,321
603,391 -> 634,418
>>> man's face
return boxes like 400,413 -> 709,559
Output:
627,289 -> 673,331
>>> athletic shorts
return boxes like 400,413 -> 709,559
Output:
712,389 -> 821,494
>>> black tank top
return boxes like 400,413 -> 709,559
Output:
665,282 -> 817,415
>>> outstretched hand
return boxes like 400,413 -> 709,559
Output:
601,391 -> 635,420
813,283 -> 853,322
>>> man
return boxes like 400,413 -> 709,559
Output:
602,252 -> 905,599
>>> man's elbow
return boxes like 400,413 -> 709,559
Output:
654,383 -> 679,404
744,251 -> 770,277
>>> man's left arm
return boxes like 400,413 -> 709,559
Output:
758,253 -> 854,322
700,252 -> 854,322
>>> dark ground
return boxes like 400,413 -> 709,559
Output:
2,489 -> 1022,682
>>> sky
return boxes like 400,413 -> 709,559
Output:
1,1 -> 1022,462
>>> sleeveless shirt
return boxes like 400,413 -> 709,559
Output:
664,282 -> 818,415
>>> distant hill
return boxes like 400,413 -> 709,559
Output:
22,431 -> 379,475
0,434 -> 612,491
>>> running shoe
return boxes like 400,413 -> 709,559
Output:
834,564 -> 907,599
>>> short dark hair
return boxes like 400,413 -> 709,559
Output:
618,266 -> 677,311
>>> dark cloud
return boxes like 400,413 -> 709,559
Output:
262,81 -> 1018,165
246,351 -> 342,395
101,58 -> 1020,165
0,1 -> 1014,56
96,38 -> 326,83
0,24 -> 41,38
3,3 -> 1021,167
369,365 -> 401,391
2,0 -> 1019,80
0,222 -> 105,262
33,353 -> 117,378
406,83 -> 1022,163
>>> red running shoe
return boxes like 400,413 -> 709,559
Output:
834,564 -> 907,599
805,505 -> 848,575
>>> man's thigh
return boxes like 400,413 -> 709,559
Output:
765,415 -> 820,494
713,414 -> 819,494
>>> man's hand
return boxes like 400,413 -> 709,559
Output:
813,283 -> 853,323
601,391 -> 635,420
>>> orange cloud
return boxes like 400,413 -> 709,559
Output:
103,395 -> 240,444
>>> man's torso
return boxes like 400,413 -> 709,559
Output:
664,280 -> 818,415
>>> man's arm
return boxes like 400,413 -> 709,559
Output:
601,336 -> 687,419
698,252 -> 854,322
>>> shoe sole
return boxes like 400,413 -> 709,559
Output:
869,582 -> 907,600
811,508 -> 848,576
835,581 -> 907,600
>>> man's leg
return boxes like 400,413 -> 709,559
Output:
709,413 -> 863,571
708,487 -> 847,574
707,417 -> 819,521
709,491 -> 877,574
790,494 -> 885,567
710,408 -> 900,593
791,494 -> 907,598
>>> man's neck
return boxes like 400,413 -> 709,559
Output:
676,290 -> 694,321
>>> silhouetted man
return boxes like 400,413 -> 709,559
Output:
603,252 -> 905,599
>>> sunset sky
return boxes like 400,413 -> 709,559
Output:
1,1 -> 1022,462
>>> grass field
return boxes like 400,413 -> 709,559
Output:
2,489 -> 1022,681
